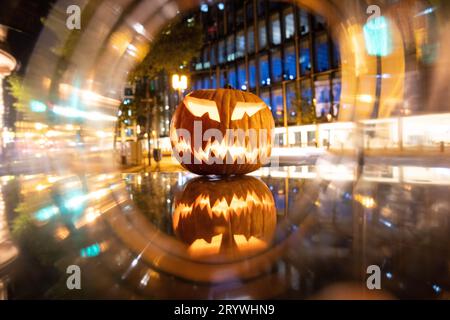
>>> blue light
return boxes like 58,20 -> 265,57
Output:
80,243 -> 101,258
363,16 -> 392,56
35,205 -> 59,221
200,4 -> 208,12
386,272 -> 393,279
380,218 -> 393,228
432,284 -> 441,293
30,100 -> 47,112
217,3 -> 224,10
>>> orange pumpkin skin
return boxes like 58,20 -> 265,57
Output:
172,176 -> 276,258
170,89 -> 274,175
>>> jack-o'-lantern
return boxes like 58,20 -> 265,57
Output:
172,176 -> 276,261
170,89 -> 275,175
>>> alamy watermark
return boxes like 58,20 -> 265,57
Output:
66,5 -> 81,30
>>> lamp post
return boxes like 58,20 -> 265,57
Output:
172,74 -> 188,104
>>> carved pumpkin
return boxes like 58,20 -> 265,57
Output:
170,88 -> 275,175
172,176 -> 276,260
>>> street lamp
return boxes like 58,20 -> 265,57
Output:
172,74 -> 188,104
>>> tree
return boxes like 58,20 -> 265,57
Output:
128,15 -> 204,81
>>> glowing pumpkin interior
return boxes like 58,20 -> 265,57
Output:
172,176 -> 276,261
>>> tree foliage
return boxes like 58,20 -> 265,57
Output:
6,75 -> 32,113
128,15 -> 204,81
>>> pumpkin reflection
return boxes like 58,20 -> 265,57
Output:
173,176 -> 276,260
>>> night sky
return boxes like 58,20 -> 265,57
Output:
0,0 -> 55,74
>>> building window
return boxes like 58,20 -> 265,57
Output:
332,76 -> 341,117
246,1 -> 254,21
258,20 -> 267,49
238,63 -> 247,90
236,30 -> 245,58
260,89 -> 271,110
218,40 -> 225,64
314,76 -> 331,118
220,69 -> 226,88
210,44 -> 216,66
314,15 -> 326,31
257,0 -> 266,16
315,34 -> 330,72
195,77 -> 202,90
203,48 -> 210,69
286,81 -> 299,124
210,74 -> 217,89
271,14 -> 281,45
227,35 -> 235,61
299,40 -> 311,75
236,9 -> 244,29
300,79 -> 314,124
249,58 -> 257,88
271,87 -> 284,123
299,10 -> 309,35
259,54 -> 270,86
203,76 -> 210,89
247,25 -> 255,53
228,67 -> 237,88
333,42 -> 340,68
227,4 -> 234,32
284,9 -> 295,40
284,45 -> 296,80
271,50 -> 283,82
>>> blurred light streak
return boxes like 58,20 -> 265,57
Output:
52,105 -> 117,122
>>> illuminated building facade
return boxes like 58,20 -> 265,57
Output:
190,0 -> 341,127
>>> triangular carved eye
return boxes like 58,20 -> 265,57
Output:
184,96 -> 221,122
231,102 -> 265,120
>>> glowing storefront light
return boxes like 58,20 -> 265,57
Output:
363,16 -> 393,56
29,100 -> 47,112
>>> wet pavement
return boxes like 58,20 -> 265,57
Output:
0,159 -> 449,299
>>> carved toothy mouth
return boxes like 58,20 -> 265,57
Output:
170,124 -> 271,165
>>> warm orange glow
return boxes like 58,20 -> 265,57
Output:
230,102 -> 266,120
170,129 -> 271,164
173,192 -> 274,229
183,96 -> 220,122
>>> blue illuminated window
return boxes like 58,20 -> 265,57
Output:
227,35 -> 235,62
258,20 -> 267,49
238,63 -> 247,90
284,45 -> 296,79
249,59 -> 257,88
271,87 -> 283,122
271,51 -> 282,82
220,69 -> 226,88
299,10 -> 309,35
314,77 -> 331,117
299,40 -> 311,75
315,34 -> 330,72
247,26 -> 255,53
203,76 -> 210,89
210,75 -> 217,89
271,14 -> 281,45
300,79 -> 313,123
236,31 -> 245,58
332,77 -> 341,117
195,78 -> 202,90
218,40 -> 225,64
228,68 -> 237,88
260,90 -> 271,110
286,82 -> 298,123
284,9 -> 295,40
210,44 -> 216,66
259,54 -> 270,86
